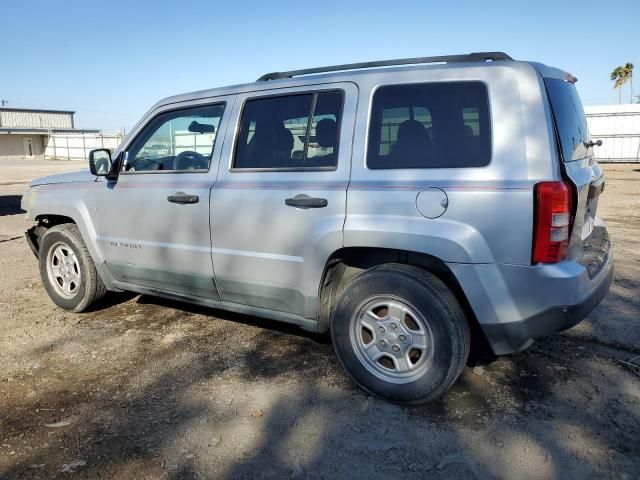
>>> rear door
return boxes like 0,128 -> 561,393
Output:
543,77 -> 604,259
211,83 -> 357,319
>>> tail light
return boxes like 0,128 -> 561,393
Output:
533,181 -> 573,263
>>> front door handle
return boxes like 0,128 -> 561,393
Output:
285,194 -> 328,209
167,192 -> 199,204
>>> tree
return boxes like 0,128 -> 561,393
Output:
610,63 -> 634,104
611,66 -> 625,104
624,63 -> 634,103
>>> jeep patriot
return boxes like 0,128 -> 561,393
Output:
21,52 -> 613,403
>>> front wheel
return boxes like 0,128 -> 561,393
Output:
38,224 -> 107,312
330,264 -> 470,404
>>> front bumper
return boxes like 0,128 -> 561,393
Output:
448,227 -> 614,355
25,225 -> 46,258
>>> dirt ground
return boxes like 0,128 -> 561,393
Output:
0,158 -> 638,480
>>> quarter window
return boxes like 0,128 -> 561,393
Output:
124,104 -> 225,172
367,82 -> 491,169
234,91 -> 343,170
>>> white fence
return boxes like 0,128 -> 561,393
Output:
45,132 -> 124,161
585,104 -> 640,163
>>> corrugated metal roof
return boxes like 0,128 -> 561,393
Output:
0,107 -> 75,115
0,128 -> 99,134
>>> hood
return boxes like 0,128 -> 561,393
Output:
30,169 -> 96,187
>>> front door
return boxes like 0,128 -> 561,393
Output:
211,83 -> 357,318
95,98 -> 231,299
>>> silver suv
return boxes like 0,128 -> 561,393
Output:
22,52 -> 613,403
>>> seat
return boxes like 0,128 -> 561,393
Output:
272,124 -> 294,167
425,127 -> 434,143
243,120 -> 294,168
390,119 -> 432,167
464,124 -> 474,137
308,118 -> 338,167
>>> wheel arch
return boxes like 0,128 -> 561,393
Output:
317,247 -> 494,361
26,214 -> 78,257
25,193 -> 117,290
35,213 -> 77,227
28,196 -> 105,262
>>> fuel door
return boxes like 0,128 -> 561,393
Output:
415,187 -> 448,219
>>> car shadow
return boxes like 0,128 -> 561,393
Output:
0,195 -> 25,217
136,293 -> 332,344
3,293 -> 639,478
83,289 -> 331,345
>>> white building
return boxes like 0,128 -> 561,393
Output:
0,107 -> 123,160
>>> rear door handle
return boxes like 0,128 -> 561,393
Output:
167,192 -> 199,204
285,194 -> 328,209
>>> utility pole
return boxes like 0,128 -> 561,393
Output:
0,99 -> 7,106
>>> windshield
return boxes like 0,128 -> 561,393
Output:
544,78 -> 591,162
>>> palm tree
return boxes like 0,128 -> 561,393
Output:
624,63 -> 634,103
611,66 -> 626,104
611,63 -> 634,104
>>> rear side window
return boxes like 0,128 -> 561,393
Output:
367,82 -> 491,169
234,91 -> 343,170
544,79 -> 590,161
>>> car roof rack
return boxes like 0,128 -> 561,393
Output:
257,52 -> 513,81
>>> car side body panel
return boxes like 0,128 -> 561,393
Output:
22,181 -> 115,285
344,62 -> 555,267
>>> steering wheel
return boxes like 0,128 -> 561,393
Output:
128,157 -> 162,171
174,151 -> 208,170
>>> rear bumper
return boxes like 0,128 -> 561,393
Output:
448,227 -> 614,355
481,256 -> 613,354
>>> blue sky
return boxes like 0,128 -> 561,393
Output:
2,0 -> 638,131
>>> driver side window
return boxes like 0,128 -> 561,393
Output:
123,103 -> 225,172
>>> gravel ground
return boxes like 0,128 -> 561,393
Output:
0,159 -> 638,479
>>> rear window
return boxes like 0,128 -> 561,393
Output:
544,78 -> 590,161
367,82 -> 491,169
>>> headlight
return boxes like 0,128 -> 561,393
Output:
21,187 -> 37,214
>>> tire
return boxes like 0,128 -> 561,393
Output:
38,223 -> 107,312
330,264 -> 470,404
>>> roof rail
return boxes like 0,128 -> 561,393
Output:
257,52 -> 513,82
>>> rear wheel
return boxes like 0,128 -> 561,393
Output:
330,264 -> 469,403
39,224 -> 107,312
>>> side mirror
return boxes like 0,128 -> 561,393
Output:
89,149 -> 112,176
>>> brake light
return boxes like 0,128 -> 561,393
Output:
533,181 -> 573,263
565,73 -> 578,84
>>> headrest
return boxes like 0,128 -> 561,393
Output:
316,118 -> 338,148
397,119 -> 428,144
275,124 -> 294,152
